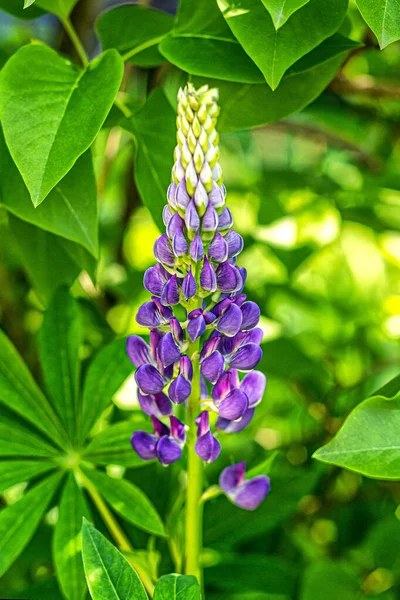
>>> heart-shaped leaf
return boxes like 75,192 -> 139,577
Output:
159,0 -> 264,84
217,0 -> 348,89
260,0 -> 312,29
0,132 -> 98,257
313,393 -> 400,479
97,4 -> 174,66
82,519 -> 148,600
0,45 -> 123,206
357,0 -> 400,49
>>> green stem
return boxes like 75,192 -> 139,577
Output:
62,17 -> 89,67
76,468 -> 155,597
184,337 -> 204,588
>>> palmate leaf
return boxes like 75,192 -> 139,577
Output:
39,287 -> 82,441
0,328 -> 68,447
0,45 -> 123,207
54,474 -> 92,600
154,574 -> 200,600
83,421 -> 151,468
158,0 -> 264,84
0,460 -> 56,494
0,471 -> 63,577
0,131 -> 99,257
0,416 -> 60,458
193,53 -> 346,133
97,4 -> 174,67
217,0 -> 348,90
357,0 -> 400,49
8,215 -> 96,303
82,519 -> 148,600
80,338 -> 133,442
313,392 -> 400,479
82,468 -> 166,537
123,90 -> 176,233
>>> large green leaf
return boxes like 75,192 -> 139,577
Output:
0,133 -> 98,257
0,460 -> 55,494
82,519 -> 148,600
0,45 -> 123,207
196,54 -> 345,132
82,468 -> 166,537
0,327 -> 68,447
83,421 -> 150,467
97,4 -> 174,67
8,214 -> 96,302
357,0 -> 400,48
0,417 -> 59,458
217,0 -> 348,89
154,574 -> 200,600
54,474 -> 91,600
260,0 -> 312,29
80,339 -> 132,442
123,90 -> 176,233
313,393 -> 400,479
39,288 -> 81,441
0,0 -> 45,18
0,471 -> 63,577
159,0 -> 264,84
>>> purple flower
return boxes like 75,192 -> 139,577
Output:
201,350 -> 224,384
154,234 -> 175,266
182,270 -> 196,299
208,232 -> 228,263
161,274 -> 180,306
135,364 -> 165,395
190,233 -> 204,262
136,298 -> 172,328
138,390 -> 172,418
200,257 -> 217,293
219,462 -> 270,510
195,411 -> 221,463
131,416 -> 186,466
143,264 -> 171,297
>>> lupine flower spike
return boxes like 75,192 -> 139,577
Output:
127,83 -> 270,509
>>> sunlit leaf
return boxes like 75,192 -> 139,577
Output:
82,468 -> 166,537
260,0 -> 312,29
82,519 -> 148,600
154,574 -> 200,600
217,0 -> 348,89
0,471 -> 63,577
0,417 -> 60,458
54,474 -> 91,600
313,393 -> 400,479
357,0 -> 400,48
0,45 -> 123,206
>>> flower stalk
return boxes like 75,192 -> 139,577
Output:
126,82 -> 271,589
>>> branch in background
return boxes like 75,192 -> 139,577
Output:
265,121 -> 383,172
331,72 -> 400,100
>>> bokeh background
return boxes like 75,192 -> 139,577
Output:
1,1 -> 400,599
